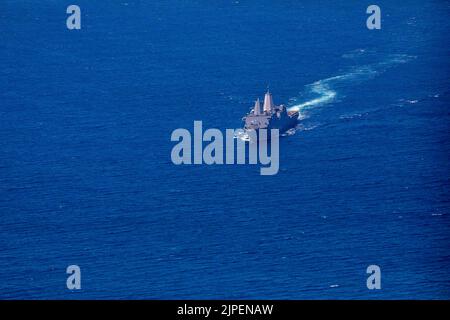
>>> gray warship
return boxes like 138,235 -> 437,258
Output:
243,90 -> 299,134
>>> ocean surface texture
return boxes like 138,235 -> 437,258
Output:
1,1 -> 449,299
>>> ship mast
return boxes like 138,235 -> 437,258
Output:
263,90 -> 274,113
253,98 -> 261,115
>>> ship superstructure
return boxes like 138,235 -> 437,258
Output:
243,91 -> 299,134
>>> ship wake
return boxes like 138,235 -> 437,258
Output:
287,54 -> 416,120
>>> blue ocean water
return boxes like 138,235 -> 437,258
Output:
0,1 -> 449,299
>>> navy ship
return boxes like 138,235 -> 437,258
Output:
243,90 -> 299,135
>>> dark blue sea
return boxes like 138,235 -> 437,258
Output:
1,1 -> 449,299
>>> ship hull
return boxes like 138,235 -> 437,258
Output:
244,113 -> 298,134
267,113 -> 298,133
243,113 -> 299,142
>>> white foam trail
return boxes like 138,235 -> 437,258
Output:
286,71 -> 370,114
287,54 -> 415,119
288,81 -> 336,113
